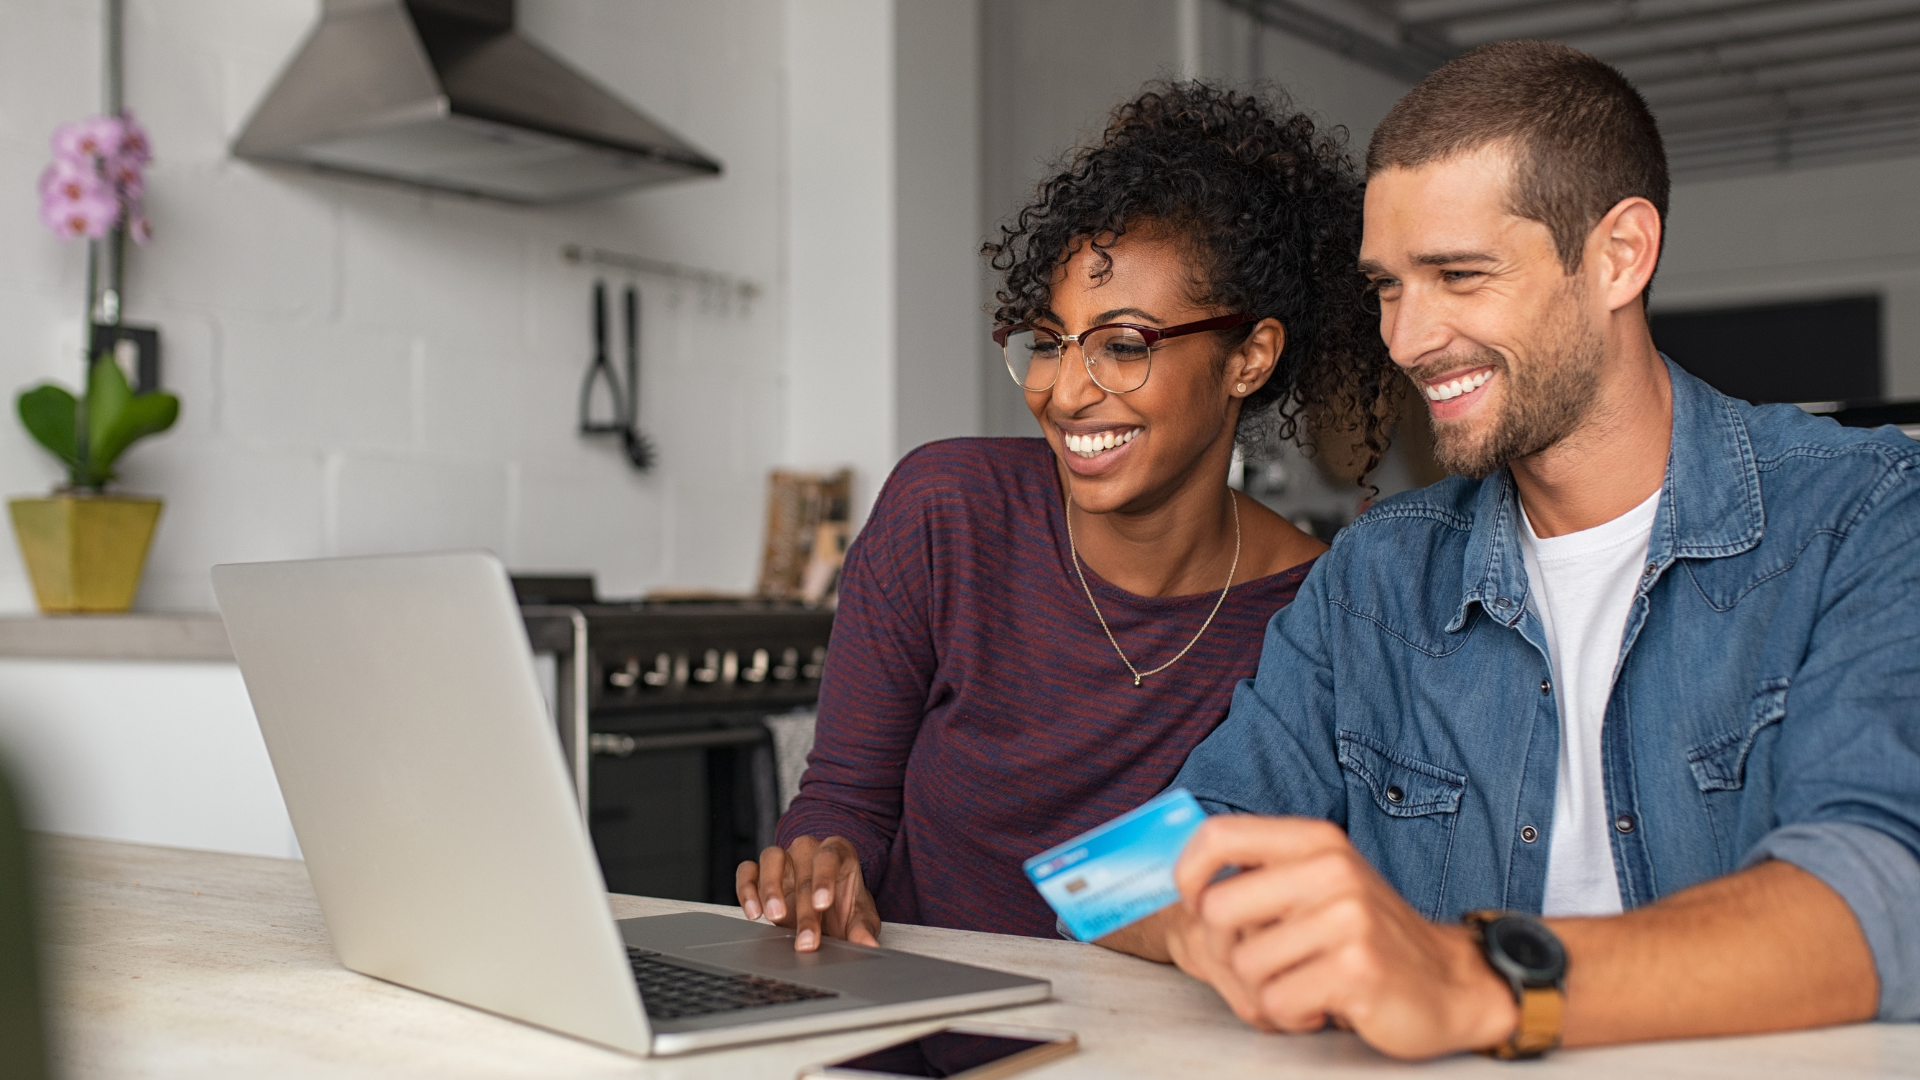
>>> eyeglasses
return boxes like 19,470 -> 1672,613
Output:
992,313 -> 1255,393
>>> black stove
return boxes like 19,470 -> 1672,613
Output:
517,579 -> 832,905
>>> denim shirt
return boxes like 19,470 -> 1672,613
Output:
1175,360 -> 1920,1020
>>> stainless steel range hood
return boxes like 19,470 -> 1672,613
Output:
233,0 -> 721,204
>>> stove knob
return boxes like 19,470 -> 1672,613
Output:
742,648 -> 770,684
722,650 -> 740,685
803,646 -> 826,680
641,652 -> 672,687
693,649 -> 721,684
607,656 -> 641,690
773,648 -> 800,682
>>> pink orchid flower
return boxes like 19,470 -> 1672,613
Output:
41,193 -> 121,239
52,115 -> 126,162
117,112 -> 153,165
126,207 -> 153,244
38,158 -> 106,205
105,157 -> 145,200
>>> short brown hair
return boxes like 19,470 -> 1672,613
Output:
1367,40 -> 1669,286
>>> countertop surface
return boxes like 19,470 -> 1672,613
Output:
0,613 -> 232,662
38,834 -> 1920,1078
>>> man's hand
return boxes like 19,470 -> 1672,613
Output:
1173,815 -> 1517,1059
1096,903 -> 1276,1029
735,835 -> 881,952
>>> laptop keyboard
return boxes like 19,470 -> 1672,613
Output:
628,948 -> 839,1020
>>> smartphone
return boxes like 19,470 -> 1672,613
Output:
797,1022 -> 1078,1080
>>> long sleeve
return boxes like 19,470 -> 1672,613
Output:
776,458 -> 942,893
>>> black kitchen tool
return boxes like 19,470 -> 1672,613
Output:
579,280 -> 627,435
621,284 -> 656,470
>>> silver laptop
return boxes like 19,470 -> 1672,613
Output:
212,551 -> 1049,1057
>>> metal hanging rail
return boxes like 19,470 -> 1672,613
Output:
559,244 -> 763,305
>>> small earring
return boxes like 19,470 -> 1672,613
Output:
1235,382 -> 1246,394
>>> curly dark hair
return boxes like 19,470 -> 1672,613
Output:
984,81 -> 1395,475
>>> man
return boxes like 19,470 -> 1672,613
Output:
1104,40 -> 1920,1059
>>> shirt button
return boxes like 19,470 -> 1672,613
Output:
1386,785 -> 1405,804
1643,562 -> 1657,578
1520,825 -> 1538,843
1540,678 -> 1552,695
1495,597 -> 1512,608
1615,813 -> 1637,834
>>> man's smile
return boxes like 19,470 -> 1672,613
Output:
1423,367 -> 1494,403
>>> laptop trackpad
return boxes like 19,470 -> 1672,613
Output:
681,937 -> 882,972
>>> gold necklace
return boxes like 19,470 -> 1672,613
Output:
1065,491 -> 1240,687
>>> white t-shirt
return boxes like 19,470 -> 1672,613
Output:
1518,487 -> 1661,918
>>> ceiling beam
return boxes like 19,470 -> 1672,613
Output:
1221,0 -> 1450,82
1613,12 -> 1920,83
1394,0 -> 1564,23
1667,113 -> 1920,175
1656,71 -> 1920,133
1638,45 -> 1920,108
1554,0 -> 1920,59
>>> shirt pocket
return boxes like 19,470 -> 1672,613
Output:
1685,676 -> 1788,867
1336,730 -> 1467,919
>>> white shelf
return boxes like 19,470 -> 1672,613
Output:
0,613 -> 233,662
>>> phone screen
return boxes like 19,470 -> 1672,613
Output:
828,1030 -> 1050,1078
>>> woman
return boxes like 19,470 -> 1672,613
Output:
738,82 -> 1394,947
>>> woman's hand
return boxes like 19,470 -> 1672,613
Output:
736,834 -> 881,951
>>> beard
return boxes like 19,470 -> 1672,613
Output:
1409,298 -> 1606,480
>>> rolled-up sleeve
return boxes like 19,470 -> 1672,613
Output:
1743,822 -> 1920,1021
1761,442 -> 1920,1022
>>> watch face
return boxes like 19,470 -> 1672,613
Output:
1489,918 -> 1566,983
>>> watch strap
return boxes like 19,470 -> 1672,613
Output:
1463,909 -> 1565,1060
1486,986 -> 1563,1060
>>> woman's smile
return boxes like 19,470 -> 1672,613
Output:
1061,426 -> 1142,458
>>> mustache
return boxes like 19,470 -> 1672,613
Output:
1403,349 -> 1507,387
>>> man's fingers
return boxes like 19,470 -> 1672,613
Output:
735,860 -> 762,920
1165,908 -> 1269,1030
1174,815 -> 1350,903
1223,895 -> 1350,995
1249,952 -> 1345,1035
1193,850 -> 1364,938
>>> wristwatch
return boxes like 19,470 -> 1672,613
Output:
1462,910 -> 1567,1060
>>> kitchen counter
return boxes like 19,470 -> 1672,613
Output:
0,613 -> 232,662
37,834 -> 1920,1078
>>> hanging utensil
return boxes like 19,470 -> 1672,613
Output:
579,279 -> 627,435
621,284 -> 657,470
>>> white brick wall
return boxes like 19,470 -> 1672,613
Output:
1,0 -> 800,611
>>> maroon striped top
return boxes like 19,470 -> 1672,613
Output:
779,437 -> 1313,938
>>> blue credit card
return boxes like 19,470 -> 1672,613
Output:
1023,788 -> 1208,942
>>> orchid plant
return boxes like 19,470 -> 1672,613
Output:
17,112 -> 177,493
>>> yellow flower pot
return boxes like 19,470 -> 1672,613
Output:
7,494 -> 162,614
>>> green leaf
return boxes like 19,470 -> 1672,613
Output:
86,353 -> 133,459
17,385 -> 79,467
90,392 -> 178,476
